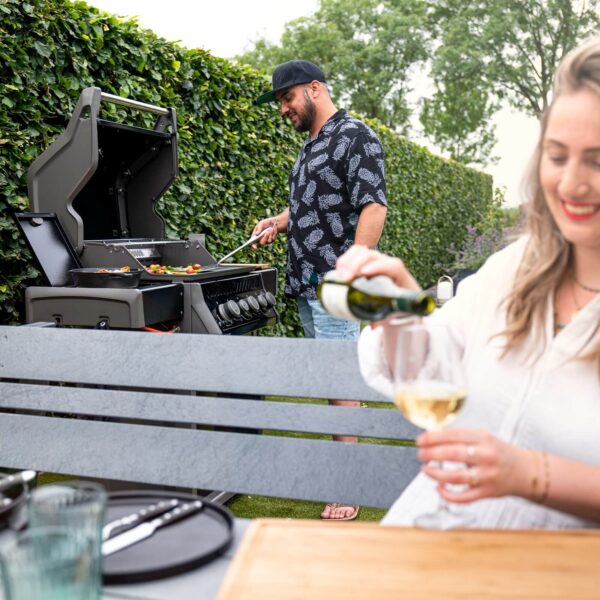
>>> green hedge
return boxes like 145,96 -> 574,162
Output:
0,0 -> 492,335
375,124 -> 494,281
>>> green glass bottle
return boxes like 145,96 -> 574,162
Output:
317,273 -> 435,321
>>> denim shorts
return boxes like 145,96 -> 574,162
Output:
296,297 -> 360,340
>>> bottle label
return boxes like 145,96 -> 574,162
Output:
319,282 -> 355,321
356,275 -> 402,296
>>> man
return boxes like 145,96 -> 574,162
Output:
252,60 -> 387,521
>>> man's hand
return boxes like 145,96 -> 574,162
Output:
251,217 -> 278,247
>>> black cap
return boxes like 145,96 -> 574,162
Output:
256,60 -> 326,105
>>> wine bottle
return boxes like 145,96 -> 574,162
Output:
317,272 -> 435,321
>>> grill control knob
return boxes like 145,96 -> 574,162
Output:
247,296 -> 261,313
238,298 -> 251,317
264,292 -> 276,307
256,294 -> 268,310
217,300 -> 241,321
217,303 -> 229,321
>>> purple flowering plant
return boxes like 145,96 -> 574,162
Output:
449,224 -> 507,271
447,187 -> 522,272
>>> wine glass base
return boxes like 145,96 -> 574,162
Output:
415,506 -> 474,530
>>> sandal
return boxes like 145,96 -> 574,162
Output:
320,503 -> 360,521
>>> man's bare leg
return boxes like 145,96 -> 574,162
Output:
321,399 -> 361,520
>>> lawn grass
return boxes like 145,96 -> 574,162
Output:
227,495 -> 387,521
37,472 -> 80,485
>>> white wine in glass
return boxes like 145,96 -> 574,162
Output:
394,380 -> 466,432
392,322 -> 472,529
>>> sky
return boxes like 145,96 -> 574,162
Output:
86,0 -> 538,207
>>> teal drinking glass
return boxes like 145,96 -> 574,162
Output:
27,481 -> 107,599
0,526 -> 94,600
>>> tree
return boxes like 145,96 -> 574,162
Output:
238,0 -> 600,165
422,0 -> 600,163
237,0 -> 429,132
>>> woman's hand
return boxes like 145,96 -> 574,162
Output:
416,428 -> 533,504
335,245 -> 421,290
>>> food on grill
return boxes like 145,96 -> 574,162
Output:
146,263 -> 203,275
97,266 -> 132,273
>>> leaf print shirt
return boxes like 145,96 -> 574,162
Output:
285,109 -> 387,299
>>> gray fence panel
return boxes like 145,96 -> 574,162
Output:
0,326 -> 388,402
0,383 -> 421,439
0,413 -> 419,508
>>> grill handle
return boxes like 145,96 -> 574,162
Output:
100,92 -> 169,116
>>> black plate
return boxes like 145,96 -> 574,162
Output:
70,267 -> 143,288
102,490 -> 234,585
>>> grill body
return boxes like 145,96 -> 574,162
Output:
19,88 -> 277,334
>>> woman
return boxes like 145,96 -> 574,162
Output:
336,37 -> 600,528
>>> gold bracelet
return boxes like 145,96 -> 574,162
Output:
539,451 -> 550,504
528,449 -> 540,501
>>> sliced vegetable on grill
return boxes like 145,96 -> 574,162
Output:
146,264 -> 203,275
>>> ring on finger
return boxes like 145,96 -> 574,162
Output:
466,444 -> 476,462
468,466 -> 480,487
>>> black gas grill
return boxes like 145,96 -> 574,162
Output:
17,87 -> 278,334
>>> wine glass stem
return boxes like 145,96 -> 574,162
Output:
438,497 -> 450,511
434,461 -> 452,513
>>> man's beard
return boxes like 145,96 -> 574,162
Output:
292,90 -> 316,132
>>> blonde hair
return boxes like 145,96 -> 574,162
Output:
502,37 -> 600,370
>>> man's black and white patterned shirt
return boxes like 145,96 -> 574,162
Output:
285,109 -> 387,299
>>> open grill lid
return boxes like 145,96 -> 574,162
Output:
27,87 -> 178,254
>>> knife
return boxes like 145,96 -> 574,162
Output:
0,470 -> 36,493
102,498 -> 180,541
102,500 -> 204,556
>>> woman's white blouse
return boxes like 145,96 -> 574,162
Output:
358,237 -> 600,529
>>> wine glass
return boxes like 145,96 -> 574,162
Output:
391,320 -> 472,529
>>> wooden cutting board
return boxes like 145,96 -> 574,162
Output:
217,519 -> 600,600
